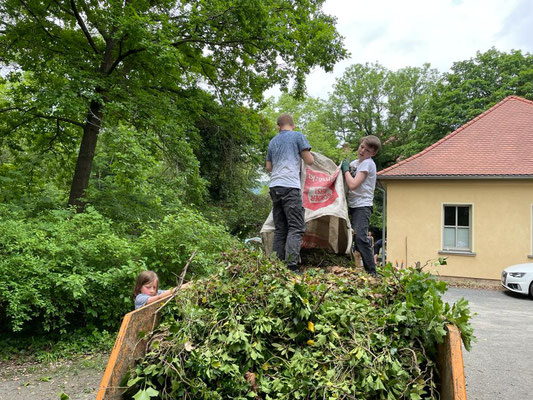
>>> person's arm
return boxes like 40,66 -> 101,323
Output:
266,145 -> 273,172
144,289 -> 173,306
344,170 -> 368,191
301,149 -> 314,165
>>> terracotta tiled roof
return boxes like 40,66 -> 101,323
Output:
378,96 -> 533,178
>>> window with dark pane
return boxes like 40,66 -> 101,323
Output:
444,206 -> 456,225
442,205 -> 472,251
457,206 -> 469,226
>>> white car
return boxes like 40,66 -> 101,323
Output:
501,263 -> 533,298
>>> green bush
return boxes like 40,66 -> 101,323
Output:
0,203 -> 237,335
0,327 -> 115,362
0,205 -> 137,333
137,208 -> 238,283
204,189 -> 272,239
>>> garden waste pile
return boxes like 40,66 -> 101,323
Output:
124,249 -> 473,400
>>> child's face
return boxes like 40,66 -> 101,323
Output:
357,141 -> 377,161
140,279 -> 158,296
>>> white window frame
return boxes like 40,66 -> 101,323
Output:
442,204 -> 472,252
530,204 -> 533,258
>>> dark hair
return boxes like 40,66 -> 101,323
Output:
133,270 -> 158,298
361,135 -> 382,153
277,113 -> 294,128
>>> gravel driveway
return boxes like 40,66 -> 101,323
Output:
442,286 -> 533,400
0,354 -> 107,400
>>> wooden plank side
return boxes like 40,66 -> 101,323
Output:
437,324 -> 467,400
96,294 -> 172,400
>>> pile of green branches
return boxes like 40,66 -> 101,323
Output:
125,249 -> 473,400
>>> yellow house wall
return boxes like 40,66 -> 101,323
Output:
382,179 -> 533,280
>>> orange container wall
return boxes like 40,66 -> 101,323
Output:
96,294 -> 172,400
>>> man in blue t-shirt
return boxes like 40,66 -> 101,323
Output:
266,113 -> 314,271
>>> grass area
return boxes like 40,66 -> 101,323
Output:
0,351 -> 109,380
0,328 -> 115,364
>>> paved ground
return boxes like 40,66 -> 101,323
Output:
442,287 -> 533,400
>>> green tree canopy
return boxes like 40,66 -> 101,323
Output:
326,62 -> 439,168
416,48 -> 533,146
0,0 -> 347,208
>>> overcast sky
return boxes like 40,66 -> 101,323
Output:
298,0 -> 533,99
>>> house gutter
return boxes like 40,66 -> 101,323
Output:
378,175 -> 533,180
376,181 -> 386,265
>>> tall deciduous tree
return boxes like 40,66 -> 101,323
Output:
327,63 -> 388,145
0,0 -> 346,209
416,48 -> 533,146
326,62 -> 439,167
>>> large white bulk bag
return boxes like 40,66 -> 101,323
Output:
261,152 -> 352,255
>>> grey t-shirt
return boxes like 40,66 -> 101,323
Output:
347,158 -> 377,208
267,130 -> 311,188
134,290 -> 163,309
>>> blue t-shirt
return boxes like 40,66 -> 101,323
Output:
134,290 -> 164,309
267,130 -> 311,189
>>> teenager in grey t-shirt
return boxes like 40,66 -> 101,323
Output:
266,113 -> 313,271
341,135 -> 382,275
266,130 -> 311,189
346,158 -> 377,208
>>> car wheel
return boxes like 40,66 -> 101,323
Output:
530,281 -> 533,299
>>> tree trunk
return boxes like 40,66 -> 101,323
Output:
68,101 -> 103,210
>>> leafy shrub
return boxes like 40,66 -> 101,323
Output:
204,189 -> 272,238
84,181 -> 167,233
125,249 -> 474,400
0,327 -> 115,362
0,203 -> 237,335
136,208 -> 238,283
0,205 -> 137,333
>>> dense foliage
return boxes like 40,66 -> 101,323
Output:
416,48 -> 533,145
0,0 -> 346,207
125,250 -> 473,400
2,0 -> 319,338
0,203 -> 236,334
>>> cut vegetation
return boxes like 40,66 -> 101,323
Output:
124,249 -> 473,400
